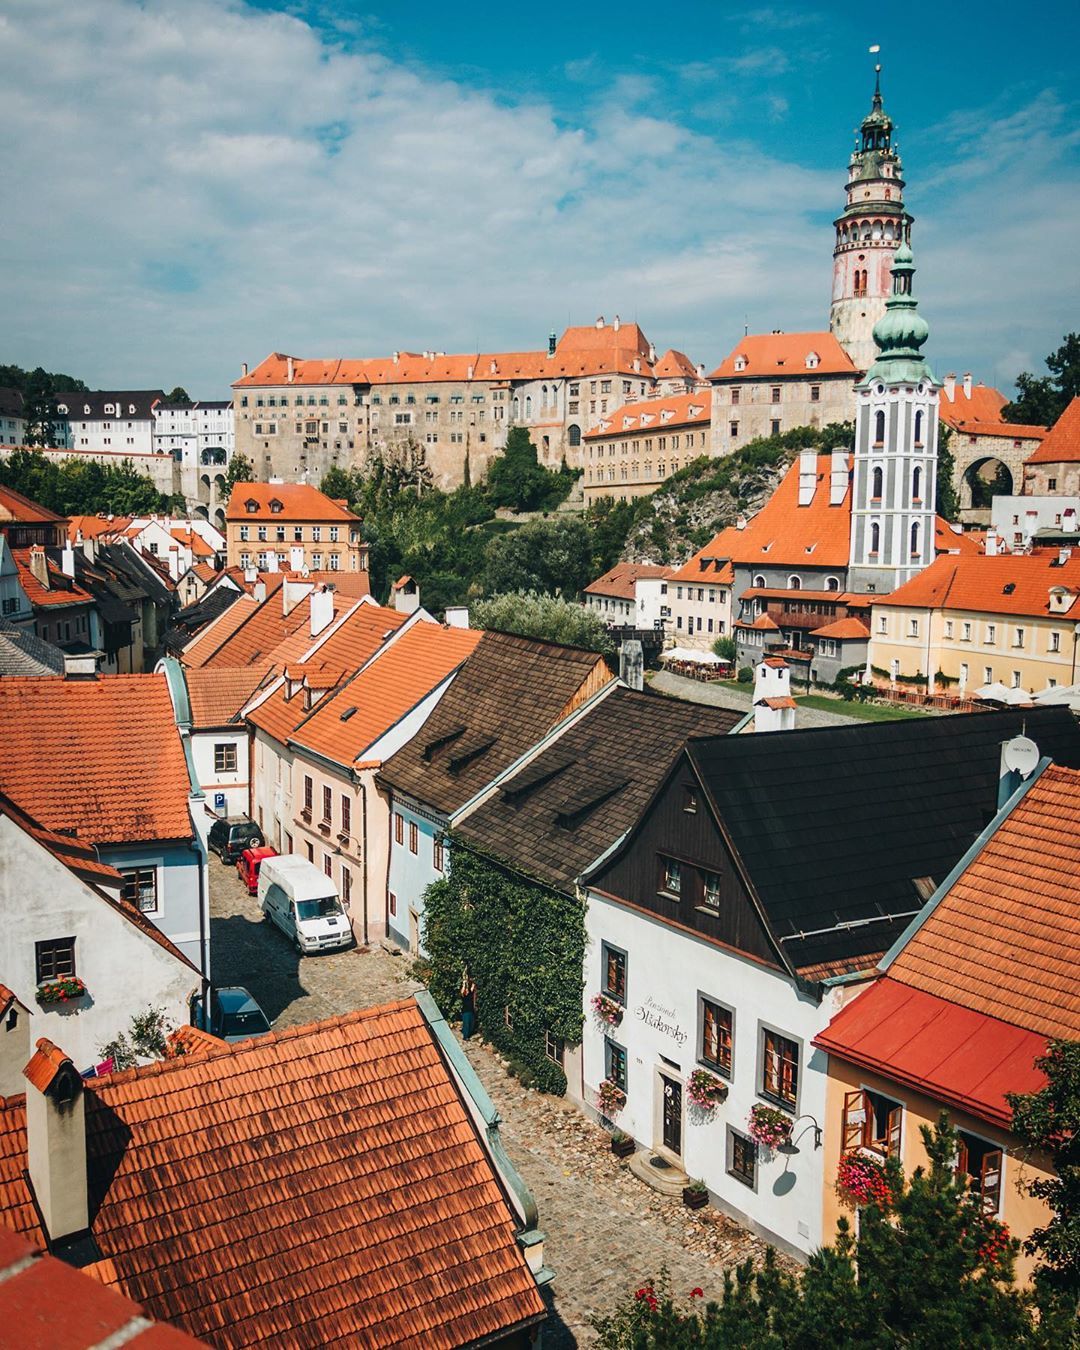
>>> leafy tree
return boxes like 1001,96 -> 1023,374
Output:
936,424 -> 960,521
21,367 -> 58,446
712,635 -> 737,662
472,590 -> 614,655
223,452 -> 254,494
320,466 -> 364,504
165,386 -> 191,404
1004,333 -> 1080,426
0,363 -> 86,395
482,516 -> 594,596
485,426 -> 575,512
98,1005 -> 176,1071
0,448 -> 169,516
586,495 -> 653,575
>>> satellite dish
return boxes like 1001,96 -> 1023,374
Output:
1001,735 -> 1039,779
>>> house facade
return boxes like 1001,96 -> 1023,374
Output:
1023,397 -> 1080,498
225,481 -> 367,573
51,391 -> 166,455
582,390 -> 710,503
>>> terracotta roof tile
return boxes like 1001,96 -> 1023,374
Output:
10,549 -> 94,607
938,381 -> 1008,428
584,562 -> 675,600
810,617 -> 870,639
0,790 -> 122,885
0,1002 -> 546,1347
183,667 -> 267,728
709,332 -> 856,380
225,483 -> 360,522
184,586 -> 353,672
652,349 -> 699,379
0,675 -> 193,844
586,390 -> 710,441
874,549 -> 1080,617
23,1040 -> 72,1095
1025,396 -> 1080,465
0,486 -> 67,526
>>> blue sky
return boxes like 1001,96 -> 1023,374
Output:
2,0 -> 1078,399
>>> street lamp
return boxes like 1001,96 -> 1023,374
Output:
777,1114 -> 823,1156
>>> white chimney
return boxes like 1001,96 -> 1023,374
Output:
1059,546 -> 1073,565
282,576 -> 311,615
253,579 -> 267,603
595,315 -> 605,329
753,658 -> 796,734
81,536 -> 96,563
619,639 -> 643,691
632,358 -> 641,373
287,356 -> 294,383
243,565 -> 258,583
392,576 -> 420,614
167,547 -> 180,581
392,351 -> 400,364
63,651 -> 98,680
60,542 -> 75,579
696,363 -> 705,380
289,545 -> 304,572
986,528 -> 999,557
444,606 -> 470,629
310,584 -> 335,636
798,449 -> 818,507
28,546 -> 49,588
266,552 -> 279,573
467,364 -> 474,380
24,1041 -> 88,1245
736,514 -> 747,531
241,362 -> 249,377
942,373 -> 955,400
613,315 -> 621,332
829,449 -> 849,506
962,372 -> 973,399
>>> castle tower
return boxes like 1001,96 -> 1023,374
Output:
847,243 -> 939,595
829,67 -> 913,372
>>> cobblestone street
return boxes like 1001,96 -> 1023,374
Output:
209,862 -> 776,1345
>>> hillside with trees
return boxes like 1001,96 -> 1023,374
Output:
0,447 -> 178,517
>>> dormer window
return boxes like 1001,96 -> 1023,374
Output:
269,499 -> 283,513
805,352 -> 820,369
245,500 -> 258,513
734,355 -> 747,372
128,404 -> 136,414
104,403 -> 115,415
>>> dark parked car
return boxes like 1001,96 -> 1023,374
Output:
192,986 -> 272,1043
207,815 -> 264,864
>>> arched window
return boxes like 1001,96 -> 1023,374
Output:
787,575 -> 801,590
910,521 -> 920,556
870,521 -> 881,555
912,465 -> 922,501
567,424 -> 581,447
753,574 -> 766,589
914,410 -> 924,446
525,396 -> 532,418
874,410 -> 885,446
871,464 -> 883,499
825,576 -> 840,592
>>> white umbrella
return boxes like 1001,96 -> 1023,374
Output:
972,682 -> 1015,704
1000,686 -> 1035,706
1033,683 -> 1080,710
662,646 -> 725,665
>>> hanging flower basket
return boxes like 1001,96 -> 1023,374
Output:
836,1150 -> 893,1209
747,1102 -> 792,1150
36,977 -> 87,1006
591,993 -> 623,1027
597,1078 -> 627,1116
978,1218 -> 1011,1266
687,1068 -> 727,1111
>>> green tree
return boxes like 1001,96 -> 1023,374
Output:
472,590 -> 614,655
1004,334 -> 1080,426
712,635 -> 737,662
936,424 -> 960,521
223,452 -> 254,494
21,367 -> 57,446
586,495 -> 654,575
482,516 -> 594,596
0,448 -> 169,516
320,466 -> 364,505
0,364 -> 86,395
485,426 -> 575,512
165,386 -> 191,404
98,1005 -> 177,1071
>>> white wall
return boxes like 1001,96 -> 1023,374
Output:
991,495 -> 1080,551
191,728 -> 249,817
581,892 -> 848,1259
0,816 -> 197,1081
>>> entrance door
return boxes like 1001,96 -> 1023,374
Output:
661,1075 -> 682,1156
408,907 -> 420,953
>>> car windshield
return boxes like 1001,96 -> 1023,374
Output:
221,1008 -> 270,1035
296,896 -> 343,921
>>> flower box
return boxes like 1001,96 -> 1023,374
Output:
36,977 -> 87,1006
687,1067 -> 727,1111
596,1078 -> 626,1116
683,1181 -> 709,1209
747,1102 -> 792,1150
591,993 -> 623,1027
836,1150 -> 893,1209
610,1130 -> 635,1158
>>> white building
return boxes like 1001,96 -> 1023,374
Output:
989,495 -> 1080,552
53,391 -> 166,455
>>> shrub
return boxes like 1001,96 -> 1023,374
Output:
737,666 -> 753,684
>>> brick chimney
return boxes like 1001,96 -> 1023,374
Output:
24,1040 -> 88,1246
28,546 -> 49,588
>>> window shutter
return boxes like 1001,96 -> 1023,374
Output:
955,1139 -> 969,1179
887,1106 -> 903,1159
842,1090 -> 867,1152
980,1150 -> 1003,1215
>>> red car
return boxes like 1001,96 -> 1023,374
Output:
237,845 -> 277,896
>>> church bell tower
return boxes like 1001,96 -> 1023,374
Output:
829,67 -> 913,372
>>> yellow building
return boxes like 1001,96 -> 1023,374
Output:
225,482 -> 367,574
814,762 -> 1080,1285
582,389 -> 710,503
869,549 -> 1080,697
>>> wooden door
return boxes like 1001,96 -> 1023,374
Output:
662,1075 -> 682,1155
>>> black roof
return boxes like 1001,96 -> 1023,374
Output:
0,619 -> 63,676
379,631 -> 608,815
164,586 -> 241,651
52,390 -> 165,420
456,686 -> 741,893
685,705 -> 1080,976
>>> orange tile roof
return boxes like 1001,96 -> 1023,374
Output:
0,674 -> 193,844
67,514 -> 133,543
1025,396 -> 1080,465
934,520 -> 982,556
652,348 -> 699,379
0,1002 -> 547,1347
0,485 -> 67,526
178,594 -> 259,666
23,1039 -> 71,1095
887,764 -> 1080,1040
183,585 -> 354,672
183,667 -> 268,727
873,550 -> 1080,617
668,552 -> 735,585
584,562 -> 674,600
586,390 -> 710,441
293,621 -> 482,767
938,381 -> 1006,424
709,331 -> 856,380
225,482 -> 360,523
949,420 -> 1046,439
10,549 -> 93,607
810,616 -> 870,639
170,527 -> 214,558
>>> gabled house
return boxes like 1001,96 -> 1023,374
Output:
378,631 -> 613,952
814,760 -> 1080,1283
165,662 -> 270,818
0,792 -> 197,1083
0,673 -> 210,974
578,706 -> 1080,1260
0,996 -> 549,1347
1023,396 -> 1080,497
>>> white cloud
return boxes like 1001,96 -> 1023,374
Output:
0,0 -> 1076,398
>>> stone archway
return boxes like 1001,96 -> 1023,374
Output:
952,431 -> 1029,522
960,456 -> 1013,513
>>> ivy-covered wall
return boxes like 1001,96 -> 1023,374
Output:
422,841 -> 585,1095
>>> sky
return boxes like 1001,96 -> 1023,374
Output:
2,0 -> 1078,400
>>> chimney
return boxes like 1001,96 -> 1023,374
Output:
618,639 -> 644,692
829,449 -> 849,506
310,584 -> 335,637
28,546 -> 49,588
241,362 -> 249,377
547,332 -> 557,357
986,528 -> 999,557
736,514 -> 747,531
444,606 -> 470,629
595,315 -> 604,330
392,576 -> 420,614
753,658 -> 796,734
253,579 -> 267,603
60,542 -> 76,579
81,536 -> 96,564
696,363 -> 705,380
467,363 -> 475,379
943,373 -> 955,400
243,565 -> 258,583
632,358 -> 641,374
63,651 -> 98,680
797,449 -> 818,507
289,545 -> 304,572
392,351 -> 400,364
24,1041 -> 88,1246
281,576 -> 311,615
1059,546 -> 1073,565
489,359 -> 498,375
266,551 -> 279,573
962,372 -> 973,399
167,546 -> 180,582
613,315 -> 621,332
286,356 -> 294,384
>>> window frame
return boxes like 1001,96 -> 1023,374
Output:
657,853 -> 682,899
698,993 -> 734,1079
605,1036 -> 627,1092
726,1125 -> 757,1190
408,820 -> 418,854
35,937 -> 76,984
213,741 -> 237,774
758,1023 -> 801,1111
601,941 -> 627,1004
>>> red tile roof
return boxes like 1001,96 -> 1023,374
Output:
1025,396 -> 1080,465
67,514 -> 134,542
183,585 -> 353,672
0,486 -> 67,526
934,520 -> 982,556
810,617 -> 870,640
668,552 -> 735,585
709,332 -> 856,380
177,594 -> 259,666
23,1039 -> 71,1095
0,1002 -> 547,1347
10,549 -> 93,607
586,390 -> 710,441
873,549 -> 1080,617
584,562 -> 674,600
0,675 -> 193,844
652,349 -> 699,380
183,667 -> 268,727
225,483 -> 360,523
949,420 -> 1045,440
938,381 -> 1008,428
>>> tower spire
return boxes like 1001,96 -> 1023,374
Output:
872,62 -> 882,110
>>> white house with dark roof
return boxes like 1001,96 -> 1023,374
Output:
51,391 -> 166,455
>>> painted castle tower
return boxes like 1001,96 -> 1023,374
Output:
847,242 -> 939,594
829,67 -> 913,372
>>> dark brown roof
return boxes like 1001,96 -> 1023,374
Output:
379,630 -> 611,815
456,686 -> 740,892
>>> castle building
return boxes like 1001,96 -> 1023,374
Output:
829,68 -> 913,372
847,243 -> 940,594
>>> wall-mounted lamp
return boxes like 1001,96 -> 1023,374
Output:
777,1114 -> 823,1156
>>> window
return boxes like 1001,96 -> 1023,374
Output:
303,776 -> 313,815
324,854 -> 333,878
602,942 -> 627,1003
306,840 -> 314,863
986,624 -> 996,644
871,464 -> 883,499
658,855 -> 681,898
36,937 -> 76,984
944,620 -> 954,639
1048,478 -> 1057,492
730,421 -> 739,438
727,1127 -> 757,1189
342,867 -> 351,907
544,1031 -> 564,1065
878,615 -> 888,635
956,1131 -> 1003,1215
841,1088 -> 903,1157
322,785 -> 332,822
770,386 -> 781,404
810,384 -> 820,403
770,419 -> 781,437
870,521 -> 880,555
1013,627 -> 1025,649
605,1037 -> 627,1092
962,621 -> 972,641
701,870 -> 722,910
908,618 -> 919,638
214,743 -> 237,774
340,794 -> 351,836
388,890 -> 397,916
433,836 -> 444,872
1050,631 -> 1061,653
700,997 -> 733,1076
984,666 -> 993,684
761,1028 -> 799,1108
394,812 -> 404,845
119,867 -> 159,915
409,820 -> 418,854
873,409 -> 885,446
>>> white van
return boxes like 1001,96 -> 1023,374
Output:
258,854 -> 352,954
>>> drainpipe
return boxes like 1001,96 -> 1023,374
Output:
190,834 -> 210,1001
358,776 -> 369,946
